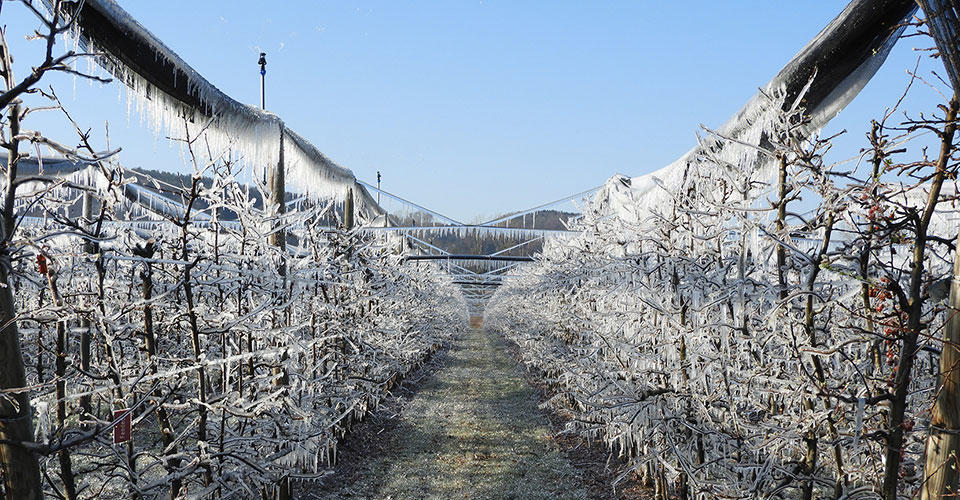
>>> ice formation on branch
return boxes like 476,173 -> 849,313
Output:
12,152 -> 467,498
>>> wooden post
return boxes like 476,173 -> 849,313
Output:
261,53 -> 285,253
922,230 -> 960,498
885,98 -> 958,500
79,191 -> 94,416
269,125 -> 286,249
268,126 -> 290,390
344,188 -> 354,230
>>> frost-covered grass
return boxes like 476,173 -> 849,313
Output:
306,327 -> 590,500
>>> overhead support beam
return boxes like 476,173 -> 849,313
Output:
363,225 -> 572,236
402,254 -> 534,263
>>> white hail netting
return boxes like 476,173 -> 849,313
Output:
622,0 -> 908,226
61,0 -> 373,206
15,165 -> 212,224
359,225 -> 574,243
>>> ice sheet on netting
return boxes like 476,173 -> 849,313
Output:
620,0 -> 916,222
49,0 -> 360,203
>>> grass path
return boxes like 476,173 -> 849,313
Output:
304,328 -> 591,499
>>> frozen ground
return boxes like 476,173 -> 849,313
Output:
301,327 -> 592,499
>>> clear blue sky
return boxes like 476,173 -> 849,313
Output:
4,2 -> 947,221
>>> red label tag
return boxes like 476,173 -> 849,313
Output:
113,409 -> 131,444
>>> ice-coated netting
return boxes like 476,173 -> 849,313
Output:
53,0 -> 366,205
622,0 -> 913,227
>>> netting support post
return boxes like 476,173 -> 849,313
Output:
344,188 -> 354,230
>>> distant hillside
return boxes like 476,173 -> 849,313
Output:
10,158 -> 271,221
11,158 -> 577,254
12,159 -> 218,192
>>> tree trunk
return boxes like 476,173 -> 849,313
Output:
883,97 -> 958,500
916,6 -> 960,499
47,271 -> 78,500
141,259 -> 183,499
0,101 -> 43,500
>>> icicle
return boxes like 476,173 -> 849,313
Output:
33,401 -> 50,442
853,397 -> 864,449
64,0 -> 356,206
